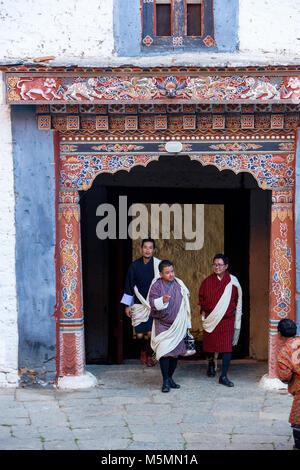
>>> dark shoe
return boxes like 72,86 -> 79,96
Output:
162,380 -> 170,393
147,356 -> 155,367
168,377 -> 180,389
219,376 -> 234,387
207,360 -> 216,377
140,350 -> 147,365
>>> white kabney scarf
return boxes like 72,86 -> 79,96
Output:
150,278 -> 192,361
202,274 -> 243,346
130,257 -> 160,328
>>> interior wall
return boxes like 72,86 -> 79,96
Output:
84,155 -> 270,362
249,189 -> 271,360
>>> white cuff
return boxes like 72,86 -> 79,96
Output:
154,297 -> 169,311
232,328 -> 240,346
121,294 -> 134,306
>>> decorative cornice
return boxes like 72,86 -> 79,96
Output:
57,130 -> 295,192
37,109 -> 300,132
2,65 -> 300,73
5,70 -> 300,105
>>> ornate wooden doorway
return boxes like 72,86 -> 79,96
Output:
54,126 -> 296,380
4,65 -> 298,386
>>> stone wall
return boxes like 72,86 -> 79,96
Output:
0,72 -> 18,387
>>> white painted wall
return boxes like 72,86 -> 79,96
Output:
239,0 -> 300,57
0,0 -> 114,62
0,0 -> 299,66
0,73 -> 18,387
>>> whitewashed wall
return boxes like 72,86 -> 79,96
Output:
0,0 -> 114,64
0,72 -> 18,387
239,0 -> 300,58
0,0 -> 299,66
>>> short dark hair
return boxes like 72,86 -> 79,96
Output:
141,238 -> 156,249
213,253 -> 229,265
159,260 -> 173,273
277,319 -> 297,338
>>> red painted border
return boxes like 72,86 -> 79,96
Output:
53,130 -> 61,382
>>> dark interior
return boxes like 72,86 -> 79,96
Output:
79,154 -> 269,364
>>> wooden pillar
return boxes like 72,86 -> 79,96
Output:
56,190 -> 86,378
268,190 -> 296,378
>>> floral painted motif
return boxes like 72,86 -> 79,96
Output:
272,229 -> 292,318
190,153 -> 294,190
173,37 -> 183,47
209,143 -> 262,151
203,35 -> 216,47
143,35 -> 153,47
60,153 -> 160,190
91,144 -> 144,152
59,239 -> 78,319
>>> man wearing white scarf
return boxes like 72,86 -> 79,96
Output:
198,254 -> 243,387
149,260 -> 192,393
121,238 -> 160,367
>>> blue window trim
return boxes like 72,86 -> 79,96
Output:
113,0 -> 239,57
141,0 -> 215,51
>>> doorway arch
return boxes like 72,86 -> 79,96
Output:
54,129 -> 296,385
80,154 -> 270,365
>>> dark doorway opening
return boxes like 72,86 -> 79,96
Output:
79,155 -> 267,364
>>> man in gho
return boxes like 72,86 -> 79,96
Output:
198,254 -> 242,387
277,318 -> 300,451
149,260 -> 192,393
121,238 -> 160,367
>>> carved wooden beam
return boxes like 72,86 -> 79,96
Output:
5,70 -> 300,104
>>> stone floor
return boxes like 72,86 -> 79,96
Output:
0,361 -> 295,451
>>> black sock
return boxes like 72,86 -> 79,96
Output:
221,352 -> 232,377
145,338 -> 153,357
207,352 -> 215,362
137,336 -> 146,353
168,357 -> 178,378
159,357 -> 170,381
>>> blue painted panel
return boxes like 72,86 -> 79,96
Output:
114,0 -> 238,56
114,0 -> 141,57
296,129 -> 300,334
214,0 -> 239,53
11,106 -> 56,370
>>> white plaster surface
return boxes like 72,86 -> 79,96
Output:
239,0 -> 300,57
258,374 -> 288,391
0,72 -> 18,388
0,0 -> 114,63
0,0 -> 299,67
57,371 -> 98,390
